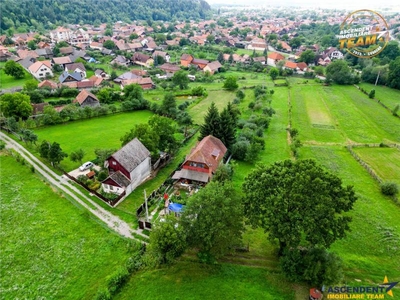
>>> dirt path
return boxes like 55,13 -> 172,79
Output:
0,132 -> 148,242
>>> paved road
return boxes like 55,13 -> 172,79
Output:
0,132 -> 148,242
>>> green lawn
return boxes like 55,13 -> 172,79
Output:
353,147 -> 400,185
115,261 -> 295,300
358,82 -> 400,111
0,155 -> 132,299
0,62 -> 34,90
34,110 -> 153,171
188,90 -> 236,124
300,146 -> 400,282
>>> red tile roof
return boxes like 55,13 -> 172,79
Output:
284,61 -> 297,69
74,89 -> 98,105
268,52 -> 285,60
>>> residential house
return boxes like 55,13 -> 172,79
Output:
111,55 -> 130,67
59,46 -> 74,56
38,80 -> 58,90
323,47 -> 344,60
0,49 -> 13,61
278,40 -> 292,52
283,61 -> 298,71
180,54 -> 194,67
69,50 -> 90,62
94,69 -> 108,78
267,52 -> 285,67
17,56 -> 36,70
247,37 -> 267,51
132,53 -> 153,68
89,41 -> 103,50
114,71 -> 141,83
50,27 -> 73,42
52,56 -> 72,68
120,77 -> 154,90
35,48 -> 53,59
253,56 -> 267,65
65,62 -> 87,79
59,70 -> 83,84
28,61 -> 53,79
152,50 -> 170,63
296,62 -> 308,72
31,102 -> 49,116
17,49 -> 39,60
73,90 -> 100,107
203,61 -> 222,75
172,135 -> 227,185
159,63 -> 180,75
102,138 -> 151,196
191,58 -> 209,70
37,41 -> 51,49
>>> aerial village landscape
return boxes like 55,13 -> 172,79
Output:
0,0 -> 399,299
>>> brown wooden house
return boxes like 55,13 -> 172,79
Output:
180,54 -> 194,67
73,90 -> 100,107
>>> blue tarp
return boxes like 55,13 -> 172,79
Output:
169,203 -> 184,213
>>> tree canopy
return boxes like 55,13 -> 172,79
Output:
172,70 -> 189,90
388,56 -> 400,90
242,159 -> 357,254
4,60 -> 25,79
0,92 -> 32,120
326,60 -> 356,85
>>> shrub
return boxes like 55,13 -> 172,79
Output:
381,182 -> 399,196
248,101 -> 255,109
0,140 -> 5,150
232,140 -> 250,160
368,89 -> 375,99
97,171 -> 108,182
107,267 -> 130,295
95,288 -> 111,300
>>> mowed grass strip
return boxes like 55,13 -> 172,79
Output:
0,62 -> 34,89
34,110 -> 153,171
188,90 -> 236,124
358,83 -> 400,111
115,261 -> 295,300
353,147 -> 400,185
299,146 -> 400,282
291,85 -> 345,143
0,155 -> 131,299
324,86 -> 400,143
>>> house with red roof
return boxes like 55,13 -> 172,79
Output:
172,135 -> 227,185
267,52 -> 285,67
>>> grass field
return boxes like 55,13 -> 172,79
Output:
0,62 -> 34,90
188,90 -> 236,124
300,146 -> 400,282
34,110 -> 153,170
115,261 -> 295,300
0,155 -> 132,299
358,83 -> 400,111
353,147 -> 400,185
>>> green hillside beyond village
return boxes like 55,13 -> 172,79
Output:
1,1 -> 400,299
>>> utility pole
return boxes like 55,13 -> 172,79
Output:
374,70 -> 381,86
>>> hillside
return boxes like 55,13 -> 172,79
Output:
1,0 -> 211,32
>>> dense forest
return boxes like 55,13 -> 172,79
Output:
1,0 -> 211,33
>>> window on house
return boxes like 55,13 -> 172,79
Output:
112,161 -> 116,165
39,73 -> 43,77
110,185 -> 114,190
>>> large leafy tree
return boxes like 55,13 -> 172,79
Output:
299,50 -> 316,64
48,142 -> 68,166
4,60 -> 25,79
0,92 -> 32,120
159,93 -> 177,119
146,215 -> 186,265
120,123 -> 159,157
269,67 -> 279,80
199,102 -> 220,140
223,76 -> 238,91
242,159 -> 357,255
148,115 -> 177,153
388,56 -> 400,90
181,182 -> 244,259
326,60 -> 354,85
172,70 -> 189,90
70,148 -> 86,165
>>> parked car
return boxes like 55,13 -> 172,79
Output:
79,161 -> 93,171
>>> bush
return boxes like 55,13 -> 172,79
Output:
248,102 -> 255,109
107,267 -> 130,295
232,140 -> 250,160
0,140 -> 5,150
94,288 -> 111,300
381,182 -> 399,196
97,171 -> 108,182
368,89 -> 375,99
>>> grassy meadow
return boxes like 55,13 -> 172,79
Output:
34,110 -> 153,171
0,61 -> 34,90
0,155 -> 132,299
358,82 -> 400,111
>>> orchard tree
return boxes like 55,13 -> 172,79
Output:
23,79 -> 38,91
4,60 -> 25,79
176,111 -> 193,137
160,93 -> 177,118
299,50 -> 316,64
0,92 -> 32,119
70,148 -> 86,165
242,159 -> 357,255
48,142 -> 68,166
181,182 -> 244,260
326,60 -> 354,85
20,129 -> 38,145
223,76 -> 238,90
172,70 -> 189,90
269,67 -> 279,80
146,215 -> 186,265
148,115 -> 177,153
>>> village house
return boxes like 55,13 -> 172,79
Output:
28,61 -> 53,79
191,58 -> 209,70
73,90 -> 100,107
180,54 -> 194,67
59,70 -> 83,84
267,52 -> 285,67
52,56 -> 72,68
159,63 -> 180,75
38,80 -> 58,90
49,27 -> 73,43
152,50 -> 170,63
65,62 -> 87,79
111,55 -> 130,67
132,53 -> 153,68
203,61 -> 222,75
172,135 -> 227,185
102,138 -> 151,196
120,77 -> 154,90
